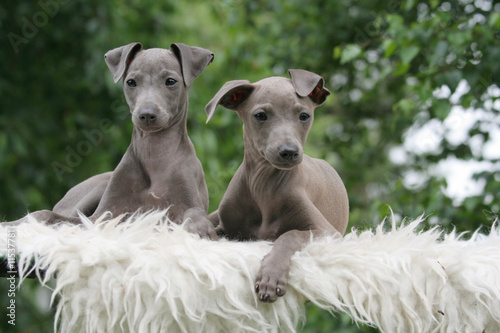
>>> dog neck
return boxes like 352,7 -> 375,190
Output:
131,125 -> 188,161
242,128 -> 297,196
133,98 -> 189,157
118,102 -> 191,185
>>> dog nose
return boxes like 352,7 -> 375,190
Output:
278,144 -> 300,161
138,108 -> 157,125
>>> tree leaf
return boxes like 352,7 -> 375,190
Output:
382,39 -> 397,58
394,62 -> 411,76
394,98 -> 416,116
403,0 -> 416,12
428,40 -> 449,67
333,46 -> 342,60
433,99 -> 451,120
488,12 -> 500,28
340,44 -> 362,64
400,45 -> 420,64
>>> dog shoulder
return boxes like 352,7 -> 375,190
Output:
305,156 -> 336,174
305,156 -> 345,189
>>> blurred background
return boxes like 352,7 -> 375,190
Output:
0,0 -> 499,331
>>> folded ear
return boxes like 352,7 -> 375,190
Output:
170,43 -> 214,87
288,69 -> 330,105
104,42 -> 143,83
205,80 -> 254,123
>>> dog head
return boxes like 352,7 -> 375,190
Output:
205,69 -> 330,169
105,42 -> 213,132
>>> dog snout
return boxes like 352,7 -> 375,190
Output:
138,108 -> 158,126
278,144 -> 300,162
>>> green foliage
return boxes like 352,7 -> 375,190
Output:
0,0 -> 499,331
0,278 -> 54,332
299,303 -> 379,333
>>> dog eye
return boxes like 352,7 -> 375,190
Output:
126,79 -> 137,87
165,78 -> 177,86
299,113 -> 311,122
254,112 -> 268,122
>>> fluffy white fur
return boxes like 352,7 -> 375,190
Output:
1,211 -> 499,333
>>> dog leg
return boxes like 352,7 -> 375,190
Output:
255,207 -> 341,302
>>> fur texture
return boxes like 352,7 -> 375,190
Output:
1,211 -> 499,333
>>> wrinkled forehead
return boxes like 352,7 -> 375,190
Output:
128,48 -> 181,74
249,77 -> 303,106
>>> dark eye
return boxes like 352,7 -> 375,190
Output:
254,112 -> 268,122
126,79 -> 137,87
299,113 -> 311,122
165,78 -> 177,86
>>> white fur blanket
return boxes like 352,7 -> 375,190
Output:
1,211 -> 499,333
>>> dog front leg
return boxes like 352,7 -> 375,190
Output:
2,210 -> 82,226
183,207 -> 219,240
255,214 -> 341,302
254,229 -> 312,302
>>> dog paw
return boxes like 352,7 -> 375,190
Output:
184,218 -> 219,240
254,256 -> 289,302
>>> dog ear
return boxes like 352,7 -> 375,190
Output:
104,42 -> 143,83
288,69 -> 330,105
170,43 -> 214,87
205,80 -> 254,123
